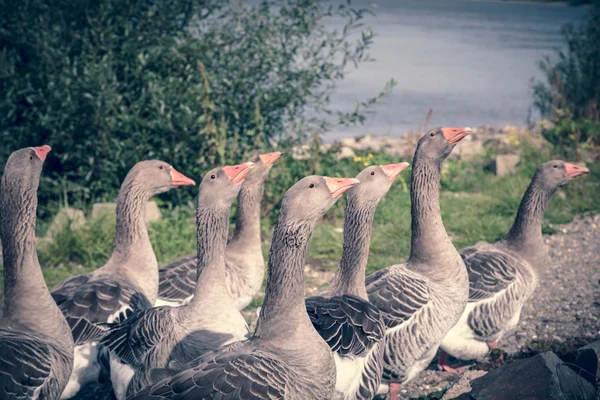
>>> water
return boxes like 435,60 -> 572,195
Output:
325,0 -> 587,141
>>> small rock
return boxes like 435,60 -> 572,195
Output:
468,352 -> 596,400
335,146 -> 356,160
566,340 -> 600,386
442,370 -> 487,399
45,208 -> 86,239
491,154 -> 520,177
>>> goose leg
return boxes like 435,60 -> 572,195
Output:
388,382 -> 401,400
487,341 -> 504,363
437,350 -> 469,374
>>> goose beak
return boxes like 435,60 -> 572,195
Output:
564,162 -> 590,179
224,162 -> 255,184
442,127 -> 472,144
381,162 -> 410,181
31,145 -> 52,162
324,177 -> 360,199
258,151 -> 282,166
170,168 -> 196,186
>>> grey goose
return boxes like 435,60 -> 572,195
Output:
50,161 -> 195,398
0,146 -> 74,400
365,127 -> 472,400
155,152 -> 281,309
439,160 -> 590,370
126,175 -> 359,400
102,162 -> 255,399
305,162 -> 409,400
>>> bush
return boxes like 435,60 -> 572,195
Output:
532,2 -> 600,159
0,0 -> 394,219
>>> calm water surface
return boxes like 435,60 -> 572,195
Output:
326,0 -> 587,140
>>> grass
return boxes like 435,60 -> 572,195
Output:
0,139 -> 599,298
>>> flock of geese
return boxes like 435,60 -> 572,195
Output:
0,127 -> 591,400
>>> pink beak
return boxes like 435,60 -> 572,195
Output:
223,162 -> 255,184
564,162 -> 590,179
323,177 -> 360,198
381,162 -> 410,180
441,127 -> 472,144
170,168 -> 196,187
32,145 -> 52,162
258,152 -> 282,166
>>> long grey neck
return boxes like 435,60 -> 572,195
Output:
229,179 -> 264,252
328,198 -> 375,299
504,177 -> 553,265
255,219 -> 315,340
113,178 -> 150,256
407,156 -> 459,278
187,204 -> 231,308
1,176 -> 72,349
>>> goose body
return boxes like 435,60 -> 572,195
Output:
155,152 -> 281,309
102,163 -> 254,399
365,128 -> 472,399
0,146 -> 74,400
305,163 -> 409,400
50,161 -> 195,398
440,161 -> 590,363
126,175 -> 359,400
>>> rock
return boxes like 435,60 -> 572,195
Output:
468,352 -> 596,400
45,208 -> 86,239
442,370 -> 487,399
336,146 -> 356,160
566,341 -> 600,386
491,154 -> 520,177
453,136 -> 484,161
91,201 -> 161,222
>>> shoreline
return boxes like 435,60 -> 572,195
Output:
467,0 -> 588,6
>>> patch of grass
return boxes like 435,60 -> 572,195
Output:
0,141 -> 598,297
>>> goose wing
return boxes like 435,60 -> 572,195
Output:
366,267 -> 431,329
100,306 -> 174,368
157,255 -> 197,301
128,342 -> 288,399
305,295 -> 385,356
461,248 -> 518,302
0,330 -> 58,399
51,275 -> 152,345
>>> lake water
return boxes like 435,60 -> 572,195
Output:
325,0 -> 587,141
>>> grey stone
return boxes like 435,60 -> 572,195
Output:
91,201 -> 161,222
45,208 -> 86,239
491,154 -> 520,177
469,352 -> 596,400
567,341 -> 600,386
335,146 -> 356,160
442,370 -> 487,399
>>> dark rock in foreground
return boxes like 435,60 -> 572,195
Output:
468,352 -> 595,400
566,340 -> 600,386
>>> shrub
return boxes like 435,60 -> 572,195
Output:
532,2 -> 600,159
0,0 -> 394,219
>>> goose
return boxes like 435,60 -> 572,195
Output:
126,175 -> 359,400
155,152 -> 281,309
101,162 -> 255,399
439,160 -> 590,370
365,127 -> 472,400
0,146 -> 74,399
305,162 -> 409,400
50,161 -> 195,399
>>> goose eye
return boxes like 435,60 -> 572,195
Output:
553,165 -> 558,168
211,174 -> 216,179
429,131 -> 436,137
30,156 -> 33,160
370,171 -> 375,176
309,183 -> 315,188
159,166 -> 164,170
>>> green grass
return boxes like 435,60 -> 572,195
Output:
0,141 -> 599,295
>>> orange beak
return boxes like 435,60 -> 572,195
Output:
381,162 -> 410,181
441,127 -> 472,144
564,162 -> 590,179
258,151 -> 282,167
323,177 -> 360,199
170,168 -> 196,186
32,145 -> 52,162
223,162 -> 255,184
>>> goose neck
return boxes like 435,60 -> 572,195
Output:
230,181 -> 264,251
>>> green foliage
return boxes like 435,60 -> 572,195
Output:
0,0 -> 393,220
532,3 -> 600,158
